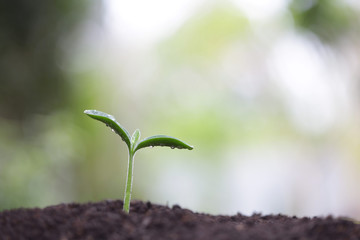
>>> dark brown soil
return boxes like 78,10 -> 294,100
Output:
0,200 -> 359,240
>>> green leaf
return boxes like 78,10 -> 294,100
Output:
134,135 -> 193,152
84,110 -> 131,149
131,129 -> 141,149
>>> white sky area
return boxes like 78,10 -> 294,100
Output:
103,0 -> 205,45
269,34 -> 338,134
232,0 -> 289,21
345,0 -> 360,10
103,0 -> 289,44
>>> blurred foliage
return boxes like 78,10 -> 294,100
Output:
289,0 -> 358,43
0,0 -> 89,121
0,0 -> 94,210
0,112 -> 83,209
161,3 -> 249,65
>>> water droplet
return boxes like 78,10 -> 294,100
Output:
150,146 -> 154,148
170,146 -> 175,149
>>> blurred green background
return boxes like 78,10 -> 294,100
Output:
1,0 -> 360,219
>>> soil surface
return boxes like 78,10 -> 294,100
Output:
0,200 -> 359,240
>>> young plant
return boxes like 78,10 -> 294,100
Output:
84,110 -> 193,213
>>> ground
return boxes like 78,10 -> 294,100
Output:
0,200 -> 359,239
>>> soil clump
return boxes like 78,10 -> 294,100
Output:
0,200 -> 359,239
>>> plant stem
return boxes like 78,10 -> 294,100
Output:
123,151 -> 135,213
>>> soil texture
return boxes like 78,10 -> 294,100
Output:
0,200 -> 359,240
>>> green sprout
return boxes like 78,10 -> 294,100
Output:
84,110 -> 193,213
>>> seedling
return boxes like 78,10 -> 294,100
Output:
84,110 -> 193,213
